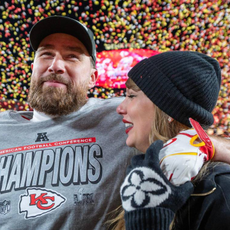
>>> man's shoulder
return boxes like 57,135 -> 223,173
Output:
62,97 -> 125,122
88,97 -> 124,106
84,97 -> 124,111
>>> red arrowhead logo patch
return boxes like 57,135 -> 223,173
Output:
19,188 -> 66,219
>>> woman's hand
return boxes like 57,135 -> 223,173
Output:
120,140 -> 194,213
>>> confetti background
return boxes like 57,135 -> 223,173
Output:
0,0 -> 229,137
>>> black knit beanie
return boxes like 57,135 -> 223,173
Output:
128,51 -> 221,127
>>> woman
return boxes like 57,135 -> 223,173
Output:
115,51 -> 230,229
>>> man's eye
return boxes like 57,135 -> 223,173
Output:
67,54 -> 78,59
41,52 -> 53,57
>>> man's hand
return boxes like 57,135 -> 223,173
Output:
159,119 -> 214,185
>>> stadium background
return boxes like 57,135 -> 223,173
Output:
0,0 -> 229,137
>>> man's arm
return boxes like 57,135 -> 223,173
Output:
209,135 -> 230,163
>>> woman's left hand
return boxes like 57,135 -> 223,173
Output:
120,140 -> 194,213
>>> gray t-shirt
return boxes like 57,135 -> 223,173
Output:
0,97 -> 137,230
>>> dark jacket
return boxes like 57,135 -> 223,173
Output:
174,162 -> 230,230
125,162 -> 230,230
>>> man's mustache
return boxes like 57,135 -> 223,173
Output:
38,74 -> 70,86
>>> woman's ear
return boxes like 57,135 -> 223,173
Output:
168,117 -> 174,123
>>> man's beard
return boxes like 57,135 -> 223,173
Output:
28,74 -> 89,116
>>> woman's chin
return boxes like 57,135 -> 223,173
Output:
126,138 -> 134,148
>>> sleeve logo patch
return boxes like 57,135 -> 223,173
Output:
0,200 -> 11,215
19,188 -> 66,219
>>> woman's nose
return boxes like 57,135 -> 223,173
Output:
116,99 -> 127,115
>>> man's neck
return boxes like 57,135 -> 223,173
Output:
31,110 -> 57,122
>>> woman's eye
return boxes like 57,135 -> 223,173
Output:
127,94 -> 136,99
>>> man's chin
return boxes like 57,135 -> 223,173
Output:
29,91 -> 87,116
28,78 -> 89,116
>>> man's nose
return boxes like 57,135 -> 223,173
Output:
48,56 -> 65,74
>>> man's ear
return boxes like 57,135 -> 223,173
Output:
88,68 -> 98,88
31,63 -> 34,70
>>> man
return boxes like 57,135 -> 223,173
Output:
0,16 -> 137,230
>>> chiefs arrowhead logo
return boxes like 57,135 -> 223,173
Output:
19,188 -> 66,219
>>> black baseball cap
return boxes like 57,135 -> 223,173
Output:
29,16 -> 96,64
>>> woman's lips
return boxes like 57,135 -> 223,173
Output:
123,119 -> 133,134
125,126 -> 133,134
